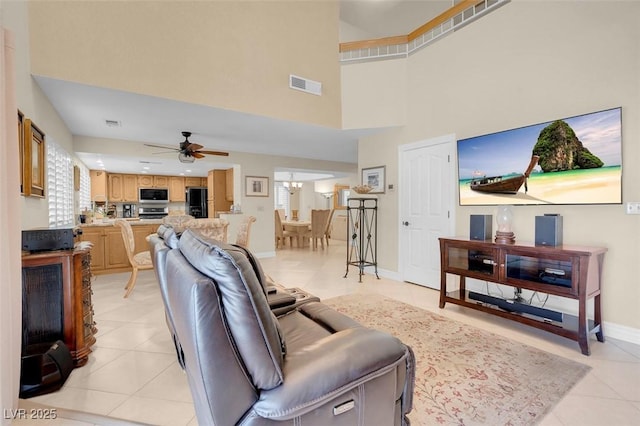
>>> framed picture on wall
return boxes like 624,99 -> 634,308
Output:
18,110 -> 24,194
246,176 -> 269,197
362,166 -> 385,194
23,118 -> 46,198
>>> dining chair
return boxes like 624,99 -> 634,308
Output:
114,219 -> 154,298
323,208 -> 335,246
310,209 -> 331,249
276,208 -> 286,222
234,215 -> 256,248
274,210 -> 293,248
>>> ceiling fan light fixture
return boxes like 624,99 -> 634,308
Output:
178,152 -> 195,163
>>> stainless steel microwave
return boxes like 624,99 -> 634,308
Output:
139,188 -> 169,203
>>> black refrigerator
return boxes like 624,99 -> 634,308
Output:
186,187 -> 208,218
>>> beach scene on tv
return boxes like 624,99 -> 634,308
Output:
457,107 -> 622,206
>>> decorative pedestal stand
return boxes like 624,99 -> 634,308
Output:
344,197 -> 379,282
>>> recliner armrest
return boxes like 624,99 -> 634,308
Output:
253,327 -> 408,420
267,291 -> 297,309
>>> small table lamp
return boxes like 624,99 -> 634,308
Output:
495,205 -> 515,244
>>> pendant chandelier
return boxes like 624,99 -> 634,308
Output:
283,173 -> 303,195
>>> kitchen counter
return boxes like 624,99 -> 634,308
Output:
78,218 -> 163,227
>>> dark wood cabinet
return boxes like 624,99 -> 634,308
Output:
22,245 -> 96,367
439,237 -> 606,355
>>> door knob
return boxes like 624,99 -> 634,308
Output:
402,221 -> 410,226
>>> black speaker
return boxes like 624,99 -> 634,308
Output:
20,340 -> 74,398
470,215 -> 492,241
535,214 -> 563,246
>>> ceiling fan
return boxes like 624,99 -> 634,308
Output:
145,131 -> 229,163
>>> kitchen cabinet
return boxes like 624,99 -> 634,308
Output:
108,174 -> 125,202
138,175 -> 170,188
123,174 -> 138,201
154,176 -> 169,187
207,169 -> 232,217
225,168 -> 234,202
169,176 -> 186,202
90,170 -> 108,201
214,170 -> 232,213
80,223 -> 158,274
108,174 -> 138,203
185,177 -> 205,187
138,175 -> 154,187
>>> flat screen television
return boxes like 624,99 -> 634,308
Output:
457,107 -> 622,206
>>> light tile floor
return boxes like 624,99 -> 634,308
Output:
17,243 -> 640,425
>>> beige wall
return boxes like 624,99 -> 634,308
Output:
28,1 -> 342,129
348,1 -> 640,335
4,0 -> 76,229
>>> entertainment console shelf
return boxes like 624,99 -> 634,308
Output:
438,237 -> 606,355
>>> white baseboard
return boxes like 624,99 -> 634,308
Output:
604,321 -> 640,345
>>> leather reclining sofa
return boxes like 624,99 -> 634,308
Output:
149,226 -> 415,425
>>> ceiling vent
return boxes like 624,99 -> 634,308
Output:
289,75 -> 322,96
105,119 -> 121,127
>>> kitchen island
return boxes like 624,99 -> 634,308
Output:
78,219 -> 161,274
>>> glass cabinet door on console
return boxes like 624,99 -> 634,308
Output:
443,243 -> 498,281
504,251 -> 577,297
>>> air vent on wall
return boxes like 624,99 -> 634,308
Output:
105,119 -> 121,127
289,74 -> 322,96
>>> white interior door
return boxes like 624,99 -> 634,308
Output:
399,135 -> 455,289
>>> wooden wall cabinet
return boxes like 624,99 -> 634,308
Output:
108,174 -> 138,202
90,170 -> 108,202
21,247 -> 96,367
225,168 -> 234,202
137,175 -> 154,187
169,176 -> 186,202
108,174 -> 125,202
439,237 -> 606,355
154,175 -> 169,187
207,169 -> 232,217
123,174 -> 138,201
138,175 -> 169,188
185,177 -> 203,187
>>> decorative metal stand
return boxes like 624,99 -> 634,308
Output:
344,197 -> 379,282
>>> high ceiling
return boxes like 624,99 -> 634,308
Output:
36,1 -> 451,179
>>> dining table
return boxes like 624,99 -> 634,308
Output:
282,220 -> 311,247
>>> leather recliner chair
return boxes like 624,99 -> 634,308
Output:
149,225 -> 321,370
164,228 -> 415,425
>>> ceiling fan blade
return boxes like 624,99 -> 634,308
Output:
145,143 -> 178,151
188,143 -> 203,151
151,150 -> 178,155
198,150 -> 230,157
191,152 -> 205,159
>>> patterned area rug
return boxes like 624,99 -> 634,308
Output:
324,293 -> 590,426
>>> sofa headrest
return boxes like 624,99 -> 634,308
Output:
158,225 -> 180,249
178,229 -> 285,390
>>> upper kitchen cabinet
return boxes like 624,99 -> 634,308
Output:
169,176 -> 186,202
225,168 -> 234,202
138,175 -> 169,188
108,174 -> 138,202
90,170 -> 108,201
185,177 -> 206,187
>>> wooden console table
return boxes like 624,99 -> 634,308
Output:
439,237 -> 606,355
